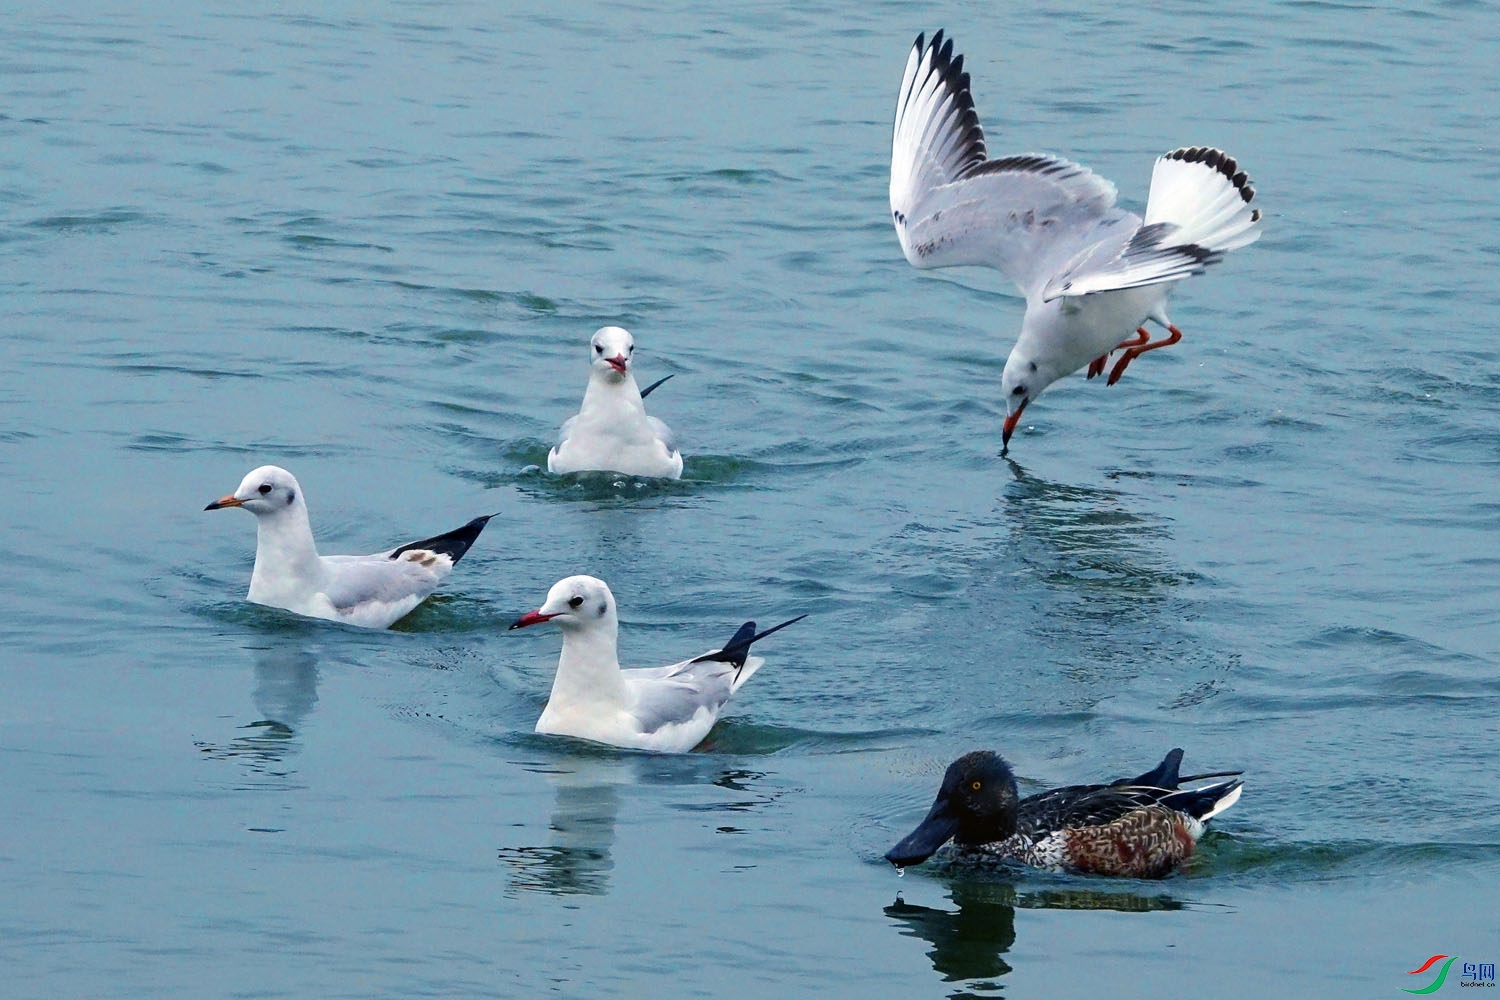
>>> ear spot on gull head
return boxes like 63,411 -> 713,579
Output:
598,602 -> 607,615
286,490 -> 295,505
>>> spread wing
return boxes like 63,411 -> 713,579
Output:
890,31 -> 1123,298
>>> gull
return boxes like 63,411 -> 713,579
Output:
885,748 -> 1244,878
547,326 -> 683,479
509,575 -> 805,752
890,30 -> 1264,455
205,465 -> 491,629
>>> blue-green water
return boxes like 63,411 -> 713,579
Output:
4,2 -> 1499,996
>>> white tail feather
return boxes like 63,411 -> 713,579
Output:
1199,781 -> 1244,821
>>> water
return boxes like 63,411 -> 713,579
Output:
3,1 -> 1498,996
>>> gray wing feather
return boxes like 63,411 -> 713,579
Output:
896,160 -> 1124,297
626,661 -> 734,734
320,554 -> 442,610
647,415 -> 677,456
553,414 -> 579,450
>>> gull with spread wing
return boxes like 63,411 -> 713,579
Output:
891,30 -> 1263,455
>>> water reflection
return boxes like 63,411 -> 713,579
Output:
194,640 -> 319,777
965,459 -> 1222,711
1000,458 -> 1191,596
498,757 -> 782,896
885,878 -> 1186,996
885,882 -> 1017,988
498,758 -> 623,897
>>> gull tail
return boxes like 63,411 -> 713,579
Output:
638,373 -> 674,399
1144,146 -> 1262,254
693,614 -> 808,668
389,514 -> 493,564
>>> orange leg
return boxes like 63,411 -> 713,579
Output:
1107,324 -> 1182,386
1088,328 -> 1150,380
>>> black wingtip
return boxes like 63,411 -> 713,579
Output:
638,373 -> 674,399
691,613 -> 808,669
389,513 -> 493,564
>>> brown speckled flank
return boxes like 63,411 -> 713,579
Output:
1061,806 -> 1200,879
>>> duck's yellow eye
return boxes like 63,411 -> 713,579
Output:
970,780 -> 982,791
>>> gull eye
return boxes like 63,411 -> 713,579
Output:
1011,386 -> 1026,397
568,595 -> 584,609
594,344 -> 603,354
258,483 -> 273,495
971,780 -> 983,791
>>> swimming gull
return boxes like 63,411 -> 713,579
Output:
205,465 -> 491,629
547,326 -> 683,478
509,575 -> 804,752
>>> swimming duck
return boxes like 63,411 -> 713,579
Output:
886,748 -> 1242,878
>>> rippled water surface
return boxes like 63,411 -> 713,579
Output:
4,2 -> 1499,996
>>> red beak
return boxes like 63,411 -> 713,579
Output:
509,610 -> 560,630
606,355 -> 628,374
1001,399 -> 1027,457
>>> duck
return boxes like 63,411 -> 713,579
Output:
885,748 -> 1243,878
205,465 -> 491,629
509,575 -> 804,752
890,30 -> 1263,455
547,326 -> 683,478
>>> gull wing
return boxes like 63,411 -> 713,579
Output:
891,31 -> 1121,297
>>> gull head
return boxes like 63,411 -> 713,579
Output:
510,574 -> 618,632
999,354 -> 1043,454
205,465 -> 305,517
589,326 -> 635,379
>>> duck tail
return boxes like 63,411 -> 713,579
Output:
1165,777 -> 1244,821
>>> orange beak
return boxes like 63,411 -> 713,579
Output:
204,494 -> 244,511
606,355 -> 628,375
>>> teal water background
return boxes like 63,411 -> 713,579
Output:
3,2 -> 1499,996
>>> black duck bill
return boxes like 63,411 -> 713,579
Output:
885,793 -> 961,868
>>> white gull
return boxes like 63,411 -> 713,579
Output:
890,30 -> 1264,455
547,326 -> 683,479
509,575 -> 804,752
205,465 -> 491,629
